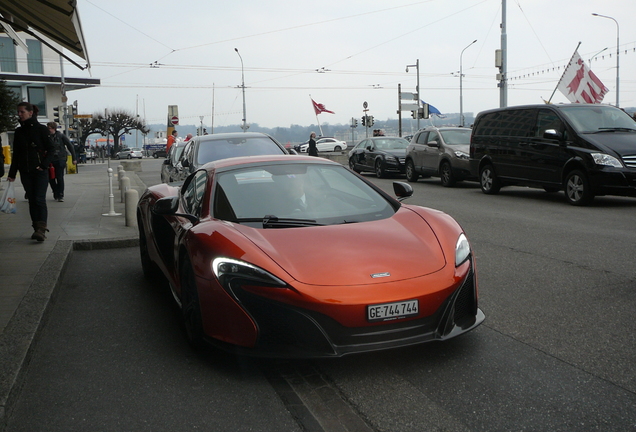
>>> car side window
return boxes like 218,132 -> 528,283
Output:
535,109 -> 564,138
427,132 -> 440,145
182,170 -> 208,216
416,132 -> 429,144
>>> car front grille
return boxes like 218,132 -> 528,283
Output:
622,155 -> 636,169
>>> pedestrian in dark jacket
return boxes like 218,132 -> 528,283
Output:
47,121 -> 76,202
7,102 -> 54,241
308,132 -> 318,157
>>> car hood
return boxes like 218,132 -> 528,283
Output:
233,209 -> 446,286
581,131 -> 636,156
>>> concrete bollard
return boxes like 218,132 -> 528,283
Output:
118,170 -> 126,190
125,188 -> 139,227
120,176 -> 130,203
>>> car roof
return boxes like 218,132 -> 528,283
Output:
476,103 -> 617,117
202,154 -> 338,172
193,132 -> 275,143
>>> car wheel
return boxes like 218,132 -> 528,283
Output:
349,158 -> 360,173
479,164 -> 501,194
334,145 -> 342,151
127,154 -> 132,159
405,159 -> 419,182
440,161 -> 456,187
181,256 -> 205,349
375,159 -> 385,178
116,155 -> 120,160
153,153 -> 158,159
564,169 -> 594,206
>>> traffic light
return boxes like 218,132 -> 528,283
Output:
368,116 -> 374,127
411,110 -> 417,119
67,105 -> 76,126
361,116 -> 366,126
53,106 -> 61,123
354,118 -> 358,127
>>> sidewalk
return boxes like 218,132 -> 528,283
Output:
0,161 -> 146,427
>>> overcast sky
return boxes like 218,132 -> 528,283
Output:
69,0 -> 636,129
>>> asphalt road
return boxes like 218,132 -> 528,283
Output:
6,159 -> 636,431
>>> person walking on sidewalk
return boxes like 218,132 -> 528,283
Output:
47,122 -> 76,202
7,102 -> 54,241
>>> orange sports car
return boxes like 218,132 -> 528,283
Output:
137,155 -> 484,357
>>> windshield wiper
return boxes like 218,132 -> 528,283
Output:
593,127 -> 636,133
235,215 -> 321,228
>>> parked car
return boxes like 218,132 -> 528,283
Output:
299,137 -> 347,153
116,147 -> 143,159
405,127 -> 473,187
153,148 -> 167,158
470,103 -> 636,205
137,155 -> 484,356
161,141 -> 188,183
348,136 -> 409,178
85,149 -> 95,160
174,132 -> 289,181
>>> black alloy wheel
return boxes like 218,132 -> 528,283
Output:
180,256 -> 205,349
375,159 -> 386,178
440,161 -> 456,187
349,158 -> 360,173
479,164 -> 501,194
405,159 -> 419,182
564,169 -> 594,206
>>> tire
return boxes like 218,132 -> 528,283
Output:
479,164 -> 501,194
116,155 -> 120,160
564,170 -> 594,206
349,158 -> 360,173
334,146 -> 342,151
153,153 -> 158,159
405,159 -> 419,182
127,154 -> 132,159
440,161 -> 456,187
375,159 -> 385,178
181,256 -> 205,349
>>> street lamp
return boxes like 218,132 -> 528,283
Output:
460,39 -> 477,127
588,47 -> 608,68
406,59 -> 420,129
592,13 -> 619,107
234,48 -> 248,131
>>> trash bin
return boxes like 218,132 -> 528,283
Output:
2,145 -> 10,165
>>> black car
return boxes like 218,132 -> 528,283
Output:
153,148 -> 167,158
161,140 -> 188,183
175,132 -> 290,182
348,136 -> 409,178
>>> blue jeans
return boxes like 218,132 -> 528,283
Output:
48,159 -> 67,199
20,168 -> 49,223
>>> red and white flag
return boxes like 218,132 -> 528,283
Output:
311,98 -> 335,115
557,50 -> 609,104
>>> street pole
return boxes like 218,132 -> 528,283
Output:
500,0 -> 508,108
406,60 -> 420,130
235,48 -> 248,131
592,13 -> 620,107
460,40 -> 477,127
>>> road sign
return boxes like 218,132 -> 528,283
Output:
171,115 -> 179,125
74,114 -> 93,119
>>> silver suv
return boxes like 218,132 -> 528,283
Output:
405,126 -> 473,187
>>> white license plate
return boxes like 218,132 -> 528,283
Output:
367,299 -> 419,322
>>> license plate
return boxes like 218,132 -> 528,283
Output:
367,299 -> 419,322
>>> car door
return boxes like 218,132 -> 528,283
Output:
352,139 -> 369,169
409,131 -> 429,172
421,131 -> 442,173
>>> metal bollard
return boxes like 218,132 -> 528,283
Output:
102,167 -> 121,216
125,188 -> 139,227
120,176 -> 130,203
118,169 -> 126,190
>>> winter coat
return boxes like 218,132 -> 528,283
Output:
50,131 -> 76,162
8,117 -> 53,178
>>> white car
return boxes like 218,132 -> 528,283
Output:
116,147 -> 143,159
300,137 -> 347,153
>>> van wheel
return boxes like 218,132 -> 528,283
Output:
440,161 -> 456,187
405,160 -> 419,182
564,170 -> 594,206
479,164 -> 500,194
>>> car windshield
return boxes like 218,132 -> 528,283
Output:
213,163 -> 396,227
559,105 -> 636,133
374,138 -> 409,150
439,129 -> 471,146
196,136 -> 284,165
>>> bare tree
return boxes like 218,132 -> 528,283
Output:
92,110 -> 150,155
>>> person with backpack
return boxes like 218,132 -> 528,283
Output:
47,121 -> 76,202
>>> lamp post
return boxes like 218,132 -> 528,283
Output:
460,39 -> 477,127
406,59 -> 420,130
588,47 -> 608,68
592,13 -> 619,107
234,48 -> 248,131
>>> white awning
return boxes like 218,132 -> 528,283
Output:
0,0 -> 90,70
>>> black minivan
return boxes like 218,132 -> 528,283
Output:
470,104 -> 636,205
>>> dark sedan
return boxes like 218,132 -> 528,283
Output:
348,137 -> 409,178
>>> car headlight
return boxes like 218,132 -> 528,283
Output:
592,153 -> 623,168
212,257 -> 287,290
455,233 -> 471,267
385,155 -> 397,162
454,151 -> 469,160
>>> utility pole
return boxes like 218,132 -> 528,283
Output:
499,0 -> 508,107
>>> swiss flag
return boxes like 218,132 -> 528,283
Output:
557,50 -> 609,104
311,98 -> 335,115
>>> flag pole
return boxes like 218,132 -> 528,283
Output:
548,41 -> 581,103
309,94 -> 323,136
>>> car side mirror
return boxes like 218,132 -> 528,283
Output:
366,146 -> 373,151
163,159 -> 170,165
543,129 -> 563,140
181,159 -> 190,168
427,141 -> 439,148
393,181 -> 413,201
